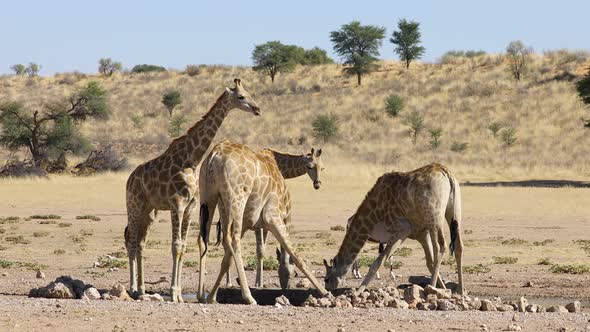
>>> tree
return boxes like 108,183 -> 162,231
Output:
131,64 -> 166,73
10,64 -> 26,76
162,90 -> 182,117
506,41 -> 532,81
390,19 -> 425,69
403,111 -> 424,144
98,58 -> 122,77
385,94 -> 404,117
429,128 -> 443,150
252,41 -> 303,83
0,81 -> 109,168
330,21 -> 385,85
302,47 -> 334,65
576,66 -> 590,105
26,63 -> 41,77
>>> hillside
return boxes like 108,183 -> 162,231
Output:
1,53 -> 589,181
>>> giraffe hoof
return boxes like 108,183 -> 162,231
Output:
245,297 -> 257,305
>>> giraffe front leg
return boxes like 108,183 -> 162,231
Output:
254,227 -> 266,287
419,232 -> 445,288
265,218 -> 328,296
357,240 -> 400,294
228,224 -> 256,304
170,207 -> 185,303
208,240 -> 233,304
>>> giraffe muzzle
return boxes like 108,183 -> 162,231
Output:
313,180 -> 321,189
251,106 -> 261,116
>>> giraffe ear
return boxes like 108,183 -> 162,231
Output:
323,258 -> 331,268
276,248 -> 281,261
316,148 -> 322,157
234,78 -> 241,87
310,148 -> 315,155
225,87 -> 233,94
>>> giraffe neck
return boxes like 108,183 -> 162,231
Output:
333,214 -> 370,277
167,91 -> 232,167
270,151 -> 308,179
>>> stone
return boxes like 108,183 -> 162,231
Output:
507,323 -> 522,331
274,303 -> 282,309
547,306 -> 568,313
337,328 -> 345,332
404,284 -> 425,304
524,281 -> 534,287
82,287 -> 101,300
565,301 -> 581,313
417,302 -> 437,311
480,299 -> 497,312
296,278 -> 310,288
498,304 -> 515,312
101,293 -> 113,300
469,297 -> 482,310
109,284 -> 131,301
389,299 -> 409,309
424,285 -> 452,299
36,271 -> 45,279
275,295 -> 291,306
525,304 -> 538,313
436,299 -> 455,311
138,293 -> 164,302
517,296 -> 528,312
318,297 -> 332,308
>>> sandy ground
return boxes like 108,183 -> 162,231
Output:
0,172 -> 589,331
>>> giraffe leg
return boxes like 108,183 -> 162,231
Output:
170,205 -> 186,303
136,211 -> 154,296
454,231 -> 464,295
264,216 -> 328,296
358,240 -> 401,294
228,217 -> 256,304
430,224 -> 447,289
352,260 -> 362,279
255,227 -> 266,287
176,199 -> 196,299
198,197 -> 219,301
207,233 -> 233,304
419,232 -> 445,288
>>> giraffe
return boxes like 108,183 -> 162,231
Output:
124,79 -> 260,302
203,144 -> 324,292
197,140 -> 327,304
323,163 -> 464,295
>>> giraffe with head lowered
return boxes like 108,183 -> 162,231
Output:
324,163 -> 464,295
198,140 -> 327,304
124,79 -> 260,302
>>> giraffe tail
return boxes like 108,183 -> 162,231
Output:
445,169 -> 462,256
199,204 -> 209,258
214,218 -> 222,246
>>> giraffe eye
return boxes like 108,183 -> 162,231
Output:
307,165 -> 313,170
238,95 -> 245,100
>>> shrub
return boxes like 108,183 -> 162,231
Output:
73,146 -> 128,175
10,64 -> 26,76
245,256 -> 279,271
463,264 -> 490,274
98,58 -> 122,77
450,142 -> 469,153
58,222 -> 72,228
129,114 -> 144,129
501,127 -> 518,147
488,122 -> 503,137
537,257 -> 553,265
428,128 -> 443,150
384,94 -> 404,117
183,260 -> 198,268
162,90 -> 182,117
403,111 -> 424,144
33,231 -> 50,238
384,260 -> 403,269
76,215 -> 101,221
30,214 -> 61,220
533,239 -> 555,246
394,247 -> 412,257
185,65 -> 202,77
550,263 -> 590,274
501,238 -> 528,245
53,249 -> 66,255
506,41 -> 532,81
330,225 -> 345,231
577,66 -> 590,105
0,216 -> 20,224
5,236 -> 30,244
492,256 -> 518,264
312,114 -> 339,142
168,114 -> 188,137
301,47 -> 334,65
97,256 -> 127,269
25,63 -> 41,77
131,64 -> 166,73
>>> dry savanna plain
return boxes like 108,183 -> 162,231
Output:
0,53 -> 590,331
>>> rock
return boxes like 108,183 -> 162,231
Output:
498,304 -> 515,312
337,328 -> 345,332
318,297 -> 332,308
537,305 -> 546,313
36,270 -> 45,279
101,293 -> 113,300
523,281 -> 534,287
275,295 -> 291,306
44,282 -> 76,299
469,297 -> 482,310
525,304 -> 538,313
547,306 -> 568,313
296,278 -> 311,288
274,303 -> 282,309
424,285 -> 451,299
507,323 -> 522,331
404,284 -> 425,304
480,299 -> 497,312
81,287 -> 101,300
565,301 -> 581,313
109,284 -> 131,301
436,299 -> 455,311
417,302 -> 436,311
480,324 -> 488,331
138,293 -> 164,302
389,298 -> 409,309
1,272 -> 7,277
517,296 -> 528,312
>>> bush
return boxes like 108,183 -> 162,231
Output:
162,90 -> 182,117
462,264 -> 491,274
428,128 -> 443,150
98,58 -> 122,77
25,63 -> 41,77
301,47 -> 334,65
537,257 -> 553,265
10,64 -> 26,76
501,127 -> 518,147
394,247 -> 412,257
450,142 -> 469,153
131,64 -> 166,73
384,94 -> 404,117
403,111 -> 424,144
73,146 -> 128,175
129,114 -> 144,129
550,263 -> 590,274
488,122 -> 503,137
492,256 -> 518,264
312,114 -> 339,142
168,114 -> 188,137
330,225 -> 345,231
185,65 -> 202,77
245,256 -> 279,271
577,66 -> 590,105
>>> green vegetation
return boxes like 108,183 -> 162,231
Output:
450,142 -> 469,153
10,64 -> 26,76
97,256 -> 127,269
550,263 -> 590,274
131,64 -> 166,73
302,47 -> 334,65
537,257 -> 553,265
183,260 -> 198,268
245,256 -> 279,271
30,214 -> 61,219
330,21 -> 385,85
38,220 -> 57,225
501,238 -> 528,245
162,90 -> 182,117
5,236 -> 30,244
330,225 -> 345,231
384,94 -> 404,117
501,127 -> 518,147
98,58 -> 122,77
488,122 -> 503,137
0,259 -> 47,270
58,222 -> 72,227
492,256 -> 518,264
76,215 -> 101,221
403,111 -> 424,144
252,41 -> 302,83
390,19 -> 425,69
53,249 -> 66,255
506,40 -> 532,81
312,114 -> 339,142
428,128 -> 443,151
573,239 -> 590,255
463,264 -> 491,274
108,251 -> 127,258
0,216 -> 20,224
33,231 -> 50,238
168,114 -> 188,137
533,239 -> 555,246
394,247 -> 412,257
384,260 -> 403,269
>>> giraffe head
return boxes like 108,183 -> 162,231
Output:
276,248 -> 296,289
225,78 -> 261,116
305,148 -> 324,190
323,257 -> 345,290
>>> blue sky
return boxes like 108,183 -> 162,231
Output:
1,0 -> 587,75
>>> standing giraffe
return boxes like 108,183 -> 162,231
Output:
124,79 -> 260,302
324,163 -> 464,295
198,140 -> 327,304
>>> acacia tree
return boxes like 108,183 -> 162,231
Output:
0,81 -> 109,168
26,63 -> 41,77
330,21 -> 385,85
577,66 -> 590,128
162,90 -> 182,116
98,58 -> 123,77
302,47 -> 334,65
506,41 -> 532,81
10,64 -> 26,76
252,41 -> 303,83
390,19 -> 425,69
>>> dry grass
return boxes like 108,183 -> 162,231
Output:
1,54 -> 589,181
